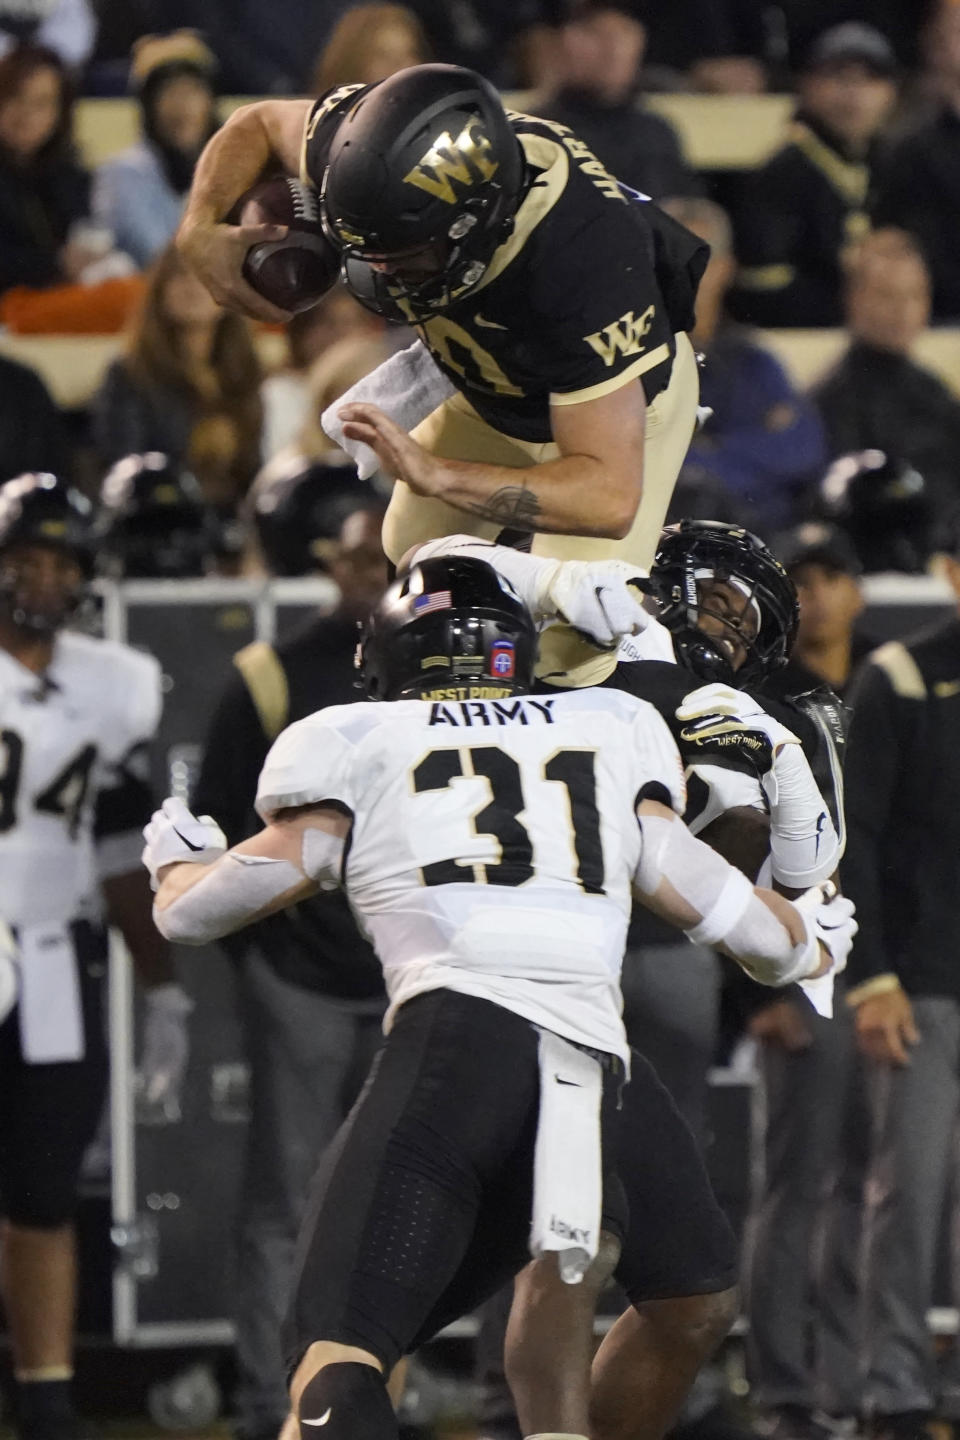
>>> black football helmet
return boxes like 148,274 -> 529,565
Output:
818,449 -> 932,574
319,64 -> 526,323
0,472 -> 95,632
251,456 -> 373,576
358,555 -> 536,701
97,453 -> 216,578
650,520 -> 799,688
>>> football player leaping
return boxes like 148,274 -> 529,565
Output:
177,64 -> 707,684
0,475 -> 191,1440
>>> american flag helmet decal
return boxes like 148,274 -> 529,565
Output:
412,590 -> 453,615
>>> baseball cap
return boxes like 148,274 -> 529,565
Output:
776,522 -> 863,577
130,30 -> 218,92
803,22 -> 897,77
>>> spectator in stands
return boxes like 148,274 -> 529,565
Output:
0,0 -> 96,71
92,31 -> 217,269
872,1 -> 960,320
93,241 -> 262,530
533,1 -> 698,198
248,333 -> 392,576
0,43 -> 142,333
589,1 -> 929,92
0,354 -> 67,480
775,1 -> 934,76
311,3 -> 429,96
198,0 -> 425,98
812,230 -> 960,532
664,196 -> 827,537
260,290 -> 383,463
767,522 -> 874,696
841,513 -> 960,1440
0,45 -> 95,292
728,23 -> 898,328
404,0 -> 559,91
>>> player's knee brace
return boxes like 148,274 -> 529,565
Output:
298,1363 -> 395,1440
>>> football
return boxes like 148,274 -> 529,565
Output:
238,175 -> 341,314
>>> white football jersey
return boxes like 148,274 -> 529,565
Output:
257,688 -> 687,1064
0,632 -> 162,929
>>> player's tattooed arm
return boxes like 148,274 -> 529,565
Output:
463,484 -> 542,526
338,387 -> 645,538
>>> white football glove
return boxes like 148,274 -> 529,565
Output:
0,918 -> 18,1025
546,559 -> 653,648
142,797 -> 227,890
791,882 -> 858,1017
139,982 -> 193,1116
676,682 -> 802,749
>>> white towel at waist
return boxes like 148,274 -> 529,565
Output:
530,1027 -> 604,1284
320,339 -> 456,480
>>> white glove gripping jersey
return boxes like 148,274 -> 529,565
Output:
616,623 -> 839,885
256,689 -> 687,1065
0,633 -> 162,930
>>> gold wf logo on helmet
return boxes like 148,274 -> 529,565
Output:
583,306 -> 656,367
403,118 -> 499,204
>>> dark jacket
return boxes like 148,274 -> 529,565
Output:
92,357 -> 194,471
762,630 -> 877,705
539,90 -> 700,199
0,148 -> 90,292
729,113 -> 876,327
812,341 -> 960,528
0,355 -> 68,481
191,612 -> 384,1001
842,616 -> 960,998
873,105 -> 960,322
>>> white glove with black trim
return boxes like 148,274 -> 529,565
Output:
545,559 -> 652,648
791,882 -> 858,1017
0,918 -> 18,1025
675,682 -> 802,750
142,797 -> 227,890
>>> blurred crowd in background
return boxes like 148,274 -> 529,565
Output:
0,0 -> 957,583
4,6 -> 960,1440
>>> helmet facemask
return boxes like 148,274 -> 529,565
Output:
318,66 -> 526,324
652,522 -> 799,689
329,180 -> 517,324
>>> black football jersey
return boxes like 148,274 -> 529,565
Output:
302,86 -> 709,443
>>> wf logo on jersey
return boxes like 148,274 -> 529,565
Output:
584,305 -> 656,367
490,640 -> 515,678
404,118 -> 499,204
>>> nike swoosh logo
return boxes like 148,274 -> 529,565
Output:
555,1076 -> 581,1087
172,826 -> 203,853
474,314 -> 508,330
301,1411 -> 332,1427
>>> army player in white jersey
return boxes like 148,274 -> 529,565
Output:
144,557 -> 854,1440
178,64 -> 707,684
0,474 -> 191,1440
